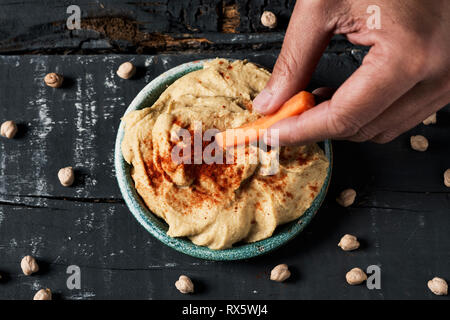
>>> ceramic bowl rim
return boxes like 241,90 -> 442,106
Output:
114,59 -> 333,261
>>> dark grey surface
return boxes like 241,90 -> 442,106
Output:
0,0 -> 366,55
0,0 -> 287,53
0,52 -> 449,300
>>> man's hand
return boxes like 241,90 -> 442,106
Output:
254,0 -> 450,145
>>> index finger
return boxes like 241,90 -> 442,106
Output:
253,0 -> 335,115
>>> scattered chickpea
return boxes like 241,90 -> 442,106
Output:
336,188 -> 356,207
422,113 -> 437,125
338,234 -> 360,251
175,275 -> 194,294
410,135 -> 429,152
44,73 -> 64,88
0,120 -> 18,139
261,11 -> 277,28
58,166 -> 75,187
427,277 -> 448,296
33,288 -> 52,300
270,264 -> 291,282
21,255 -> 39,276
116,62 -> 136,79
444,169 -> 450,188
346,267 -> 367,285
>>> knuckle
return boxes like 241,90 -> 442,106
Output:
273,49 -> 298,81
326,111 -> 361,137
286,131 -> 299,145
371,131 -> 398,144
285,117 -> 303,145
349,127 -> 377,142
387,43 -> 428,79
406,50 -> 428,76
373,45 -> 426,81
301,0 -> 343,30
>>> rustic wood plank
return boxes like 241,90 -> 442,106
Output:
0,53 -> 449,299
0,0 -> 276,53
0,0 -> 363,54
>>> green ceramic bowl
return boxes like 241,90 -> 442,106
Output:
114,59 -> 332,261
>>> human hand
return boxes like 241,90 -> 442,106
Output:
254,0 -> 450,145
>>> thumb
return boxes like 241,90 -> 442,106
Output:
253,0 -> 334,114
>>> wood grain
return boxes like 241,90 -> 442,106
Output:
0,53 -> 449,299
0,0 -> 363,54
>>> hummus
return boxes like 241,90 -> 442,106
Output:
121,58 -> 329,250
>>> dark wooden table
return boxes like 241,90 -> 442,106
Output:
0,1 -> 449,300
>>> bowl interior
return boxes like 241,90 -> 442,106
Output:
114,59 -> 332,261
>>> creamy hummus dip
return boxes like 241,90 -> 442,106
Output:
121,58 -> 329,250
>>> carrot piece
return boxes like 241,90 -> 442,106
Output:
215,91 -> 315,148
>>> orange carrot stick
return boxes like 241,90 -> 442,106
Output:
215,91 -> 315,148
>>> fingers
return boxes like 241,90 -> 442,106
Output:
265,45 -> 421,146
370,99 -> 445,144
371,93 -> 449,144
253,0 -> 335,115
347,77 -> 450,143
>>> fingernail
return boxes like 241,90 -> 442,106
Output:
253,89 -> 273,113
